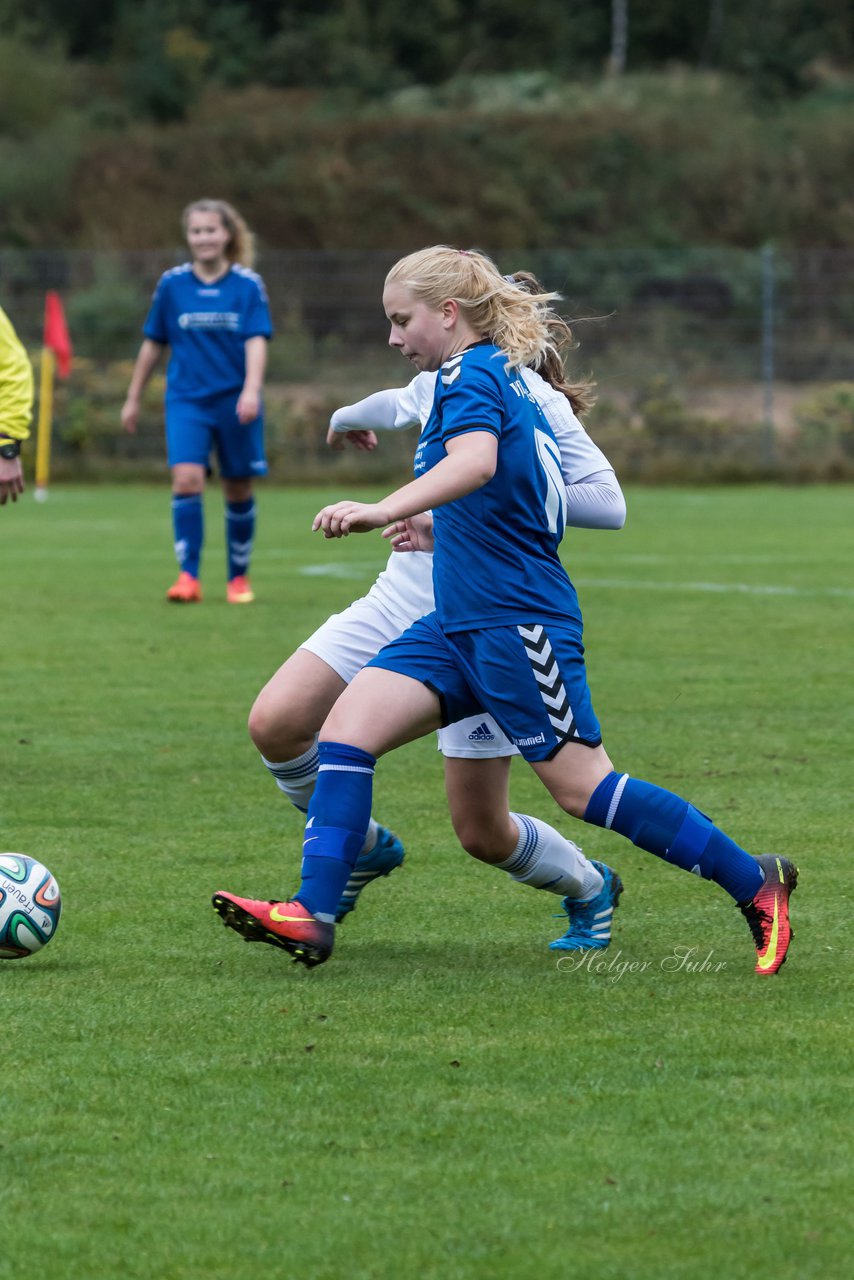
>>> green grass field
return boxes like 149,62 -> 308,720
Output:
3,484 -> 851,1280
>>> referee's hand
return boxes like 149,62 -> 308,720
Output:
0,457 -> 24,504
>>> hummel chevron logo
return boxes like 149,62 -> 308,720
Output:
550,711 -> 576,738
534,665 -> 563,693
228,538 -> 253,568
517,623 -> 577,744
529,640 -> 555,668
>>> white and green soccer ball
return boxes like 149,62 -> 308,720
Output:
0,854 -> 62,959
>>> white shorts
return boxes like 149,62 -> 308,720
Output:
436,713 -> 518,760
300,597 -> 518,761
301,595 -> 404,685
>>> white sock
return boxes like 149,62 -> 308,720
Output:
261,742 -> 319,813
262,745 -> 379,861
359,818 -> 380,858
498,813 -> 604,900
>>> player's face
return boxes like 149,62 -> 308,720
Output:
383,283 -> 451,372
185,211 -> 231,268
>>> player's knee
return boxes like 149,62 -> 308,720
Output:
452,812 -> 510,863
248,690 -> 316,759
248,694 -> 285,754
247,697 -> 270,751
172,478 -> 204,497
224,478 -> 253,503
456,824 -> 488,860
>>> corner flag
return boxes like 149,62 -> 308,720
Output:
44,291 -> 73,378
35,291 -> 73,499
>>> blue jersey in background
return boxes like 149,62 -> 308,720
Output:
416,342 -> 582,634
144,263 -> 272,400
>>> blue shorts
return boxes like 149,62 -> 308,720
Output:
366,612 -> 601,762
165,391 -> 268,479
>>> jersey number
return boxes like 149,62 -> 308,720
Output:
535,428 -> 567,536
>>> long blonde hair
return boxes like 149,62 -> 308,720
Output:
385,246 -> 595,414
506,270 -> 596,414
181,199 -> 256,269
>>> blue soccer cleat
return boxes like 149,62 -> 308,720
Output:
335,826 -> 405,923
549,860 -> 623,951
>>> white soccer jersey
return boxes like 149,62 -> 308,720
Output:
385,368 -> 613,483
394,374 -> 436,432
309,371 -> 625,755
359,547 -> 435,634
327,369 -> 623,635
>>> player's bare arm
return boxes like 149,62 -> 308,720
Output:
236,335 -> 267,423
121,339 -> 165,433
312,430 -> 497,537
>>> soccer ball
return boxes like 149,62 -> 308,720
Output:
0,854 -> 62,959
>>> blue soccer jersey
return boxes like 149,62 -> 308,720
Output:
416,342 -> 582,633
144,263 -> 272,400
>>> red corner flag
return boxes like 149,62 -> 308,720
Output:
44,291 -> 72,378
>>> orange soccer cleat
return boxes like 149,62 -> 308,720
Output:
739,854 -> 799,975
166,572 -> 202,603
211,891 -> 334,968
226,575 -> 255,604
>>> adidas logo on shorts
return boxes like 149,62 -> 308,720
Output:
467,722 -> 496,743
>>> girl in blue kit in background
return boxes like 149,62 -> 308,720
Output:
122,199 -> 272,604
214,245 -> 798,976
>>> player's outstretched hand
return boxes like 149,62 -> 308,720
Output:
312,500 -> 392,537
382,512 -> 434,554
326,426 -> 378,453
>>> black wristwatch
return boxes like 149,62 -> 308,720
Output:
0,439 -> 21,459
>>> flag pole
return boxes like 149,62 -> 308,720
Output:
34,345 -> 55,502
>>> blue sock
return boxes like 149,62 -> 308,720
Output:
295,741 -> 376,922
584,771 -> 763,902
226,498 -> 255,580
171,493 -> 203,578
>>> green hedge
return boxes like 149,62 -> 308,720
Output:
24,359 -> 854,484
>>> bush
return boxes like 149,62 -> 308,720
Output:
66,268 -> 150,360
786,382 -> 854,478
587,377 -> 774,482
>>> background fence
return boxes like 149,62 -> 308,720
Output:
3,247 -> 853,481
